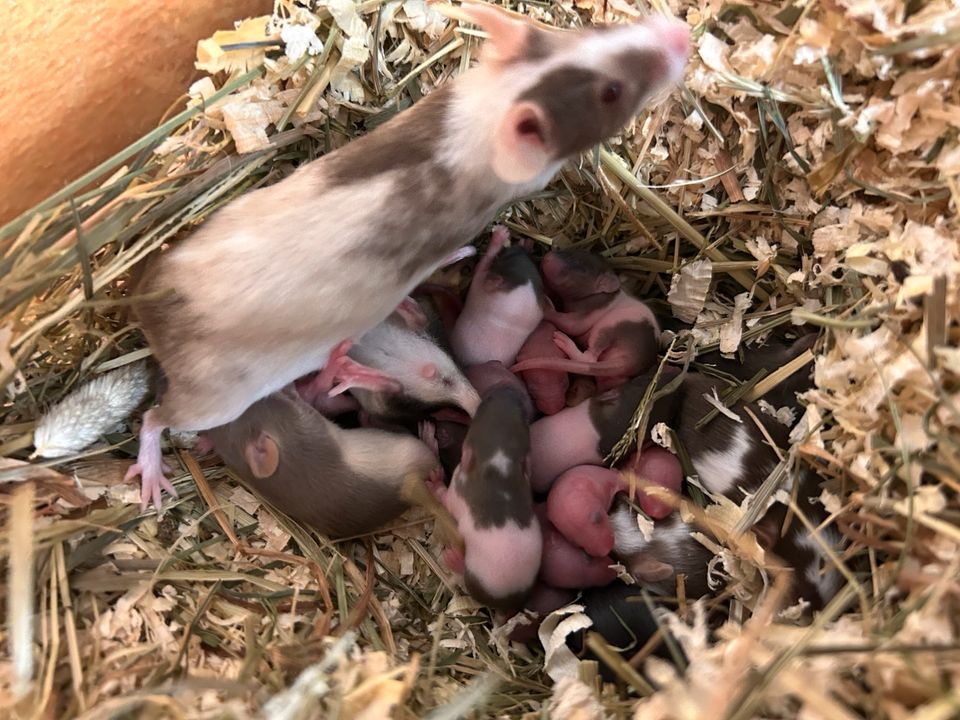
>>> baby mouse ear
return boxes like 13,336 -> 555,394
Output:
596,270 -> 621,294
631,555 -> 675,583
493,101 -> 552,184
456,2 -> 531,64
244,431 -> 280,479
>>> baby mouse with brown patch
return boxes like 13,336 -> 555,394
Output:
206,387 -> 444,540
451,226 -> 546,368
511,248 -> 661,390
126,4 -> 692,509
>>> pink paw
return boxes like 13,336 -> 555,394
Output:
125,462 -> 178,513
552,331 -> 582,359
195,434 -> 215,455
489,225 -> 510,253
327,358 -> 402,397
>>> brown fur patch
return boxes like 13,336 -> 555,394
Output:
517,48 -> 663,160
323,85 -> 454,187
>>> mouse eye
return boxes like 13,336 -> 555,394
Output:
601,81 -> 623,104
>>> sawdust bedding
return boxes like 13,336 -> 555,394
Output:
1,0 -> 958,718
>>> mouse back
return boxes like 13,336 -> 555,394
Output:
206,390 -> 416,538
456,386 -> 534,525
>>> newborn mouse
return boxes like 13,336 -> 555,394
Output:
334,311 -> 481,421
528,368 -> 678,493
609,500 -> 715,598
436,385 -> 542,611
511,249 -> 660,390
205,387 -> 440,539
451,227 -> 546,368
546,452 -> 681,557
536,504 -> 618,589
516,320 -> 570,415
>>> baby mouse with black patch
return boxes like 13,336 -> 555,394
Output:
451,226 -> 546,368
126,4 -> 691,509
434,384 -> 541,610
511,248 -> 661,390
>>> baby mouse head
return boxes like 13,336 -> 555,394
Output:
455,3 -> 691,184
540,248 -> 621,301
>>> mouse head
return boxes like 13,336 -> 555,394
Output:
486,244 -> 543,293
541,248 -> 620,301
455,3 -> 691,184
569,505 -> 616,558
415,358 -> 482,416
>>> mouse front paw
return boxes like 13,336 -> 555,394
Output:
125,461 -> 178,513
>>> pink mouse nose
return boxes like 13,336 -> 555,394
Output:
651,16 -> 692,61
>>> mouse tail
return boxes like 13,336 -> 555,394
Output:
510,358 -> 626,377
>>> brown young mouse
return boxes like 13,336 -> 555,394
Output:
205,387 -> 440,539
126,6 -> 692,510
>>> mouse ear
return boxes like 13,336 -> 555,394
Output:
596,271 -> 621,294
493,101 -> 552,184
420,362 -> 438,379
457,2 -> 531,64
244,431 -> 280,479
631,555 -> 675,583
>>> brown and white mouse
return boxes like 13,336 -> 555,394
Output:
451,226 -> 546,368
126,6 -> 691,510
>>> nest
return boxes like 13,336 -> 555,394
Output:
2,0 -> 958,717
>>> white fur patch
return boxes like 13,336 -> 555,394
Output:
487,449 -> 513,476
692,423 -> 752,496
798,524 -> 844,600
610,505 -> 646,555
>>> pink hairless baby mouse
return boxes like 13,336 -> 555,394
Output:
545,450 -> 682,557
515,320 -> 570,415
